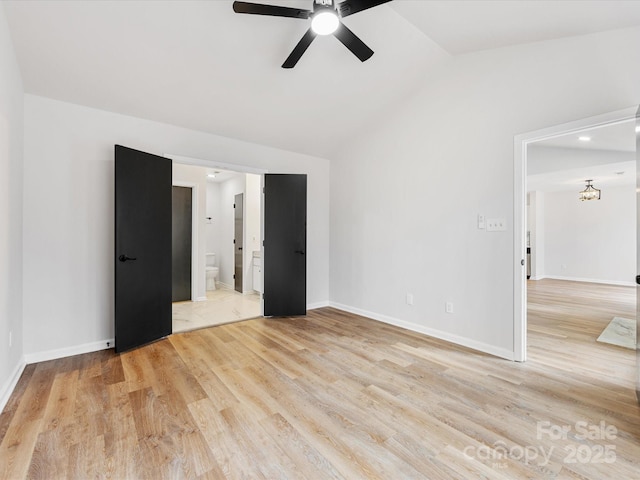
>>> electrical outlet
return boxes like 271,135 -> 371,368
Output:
446,302 -> 454,313
478,214 -> 485,229
406,293 -> 414,306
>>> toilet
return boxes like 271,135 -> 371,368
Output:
205,253 -> 219,290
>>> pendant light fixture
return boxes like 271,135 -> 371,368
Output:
579,179 -> 601,201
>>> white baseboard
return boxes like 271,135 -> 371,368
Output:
307,301 -> 330,310
0,357 -> 26,414
329,302 -> 515,361
195,296 -> 207,302
543,275 -> 635,287
24,338 -> 115,365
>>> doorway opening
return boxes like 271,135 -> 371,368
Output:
115,147 -> 308,351
514,106 -> 638,363
171,160 -> 263,333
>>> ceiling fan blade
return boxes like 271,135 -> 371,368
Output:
333,24 -> 374,62
282,28 -> 317,68
233,1 -> 311,19
337,0 -> 392,18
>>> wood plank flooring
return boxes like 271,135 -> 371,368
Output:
1,279 -> 639,479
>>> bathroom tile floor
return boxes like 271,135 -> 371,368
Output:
172,286 -> 261,333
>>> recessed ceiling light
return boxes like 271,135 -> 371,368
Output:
636,126 -> 640,133
578,136 -> 591,141
207,174 -> 216,178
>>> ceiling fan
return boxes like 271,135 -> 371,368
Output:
232,0 -> 392,68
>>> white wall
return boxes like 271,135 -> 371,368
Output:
330,26 -> 640,359
544,186 -> 635,285
23,94 -> 330,359
172,163 -> 208,300
244,174 -> 261,293
204,173 -> 260,293
205,181 -> 221,262
0,5 -> 24,410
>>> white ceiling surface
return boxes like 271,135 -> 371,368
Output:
5,1 -> 640,159
389,1 -> 640,55
527,159 -> 635,193
535,120 -> 636,153
206,168 -> 244,184
528,120 -> 637,192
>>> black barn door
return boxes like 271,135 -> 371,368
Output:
115,145 -> 172,353
264,174 -> 307,316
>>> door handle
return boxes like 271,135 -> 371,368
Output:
238,247 -> 243,251
119,255 -> 137,262
294,250 -> 305,255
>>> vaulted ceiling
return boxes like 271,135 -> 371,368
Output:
5,0 -> 640,158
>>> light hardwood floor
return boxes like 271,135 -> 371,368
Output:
1,279 -> 639,479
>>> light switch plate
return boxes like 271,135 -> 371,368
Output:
486,218 -> 506,231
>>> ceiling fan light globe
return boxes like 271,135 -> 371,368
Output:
311,11 -> 339,35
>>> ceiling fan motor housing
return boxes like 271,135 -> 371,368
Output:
312,0 -> 340,35
314,0 -> 337,13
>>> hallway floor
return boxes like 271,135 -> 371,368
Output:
172,285 -> 261,333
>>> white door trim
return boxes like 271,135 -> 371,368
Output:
513,106 -> 637,362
